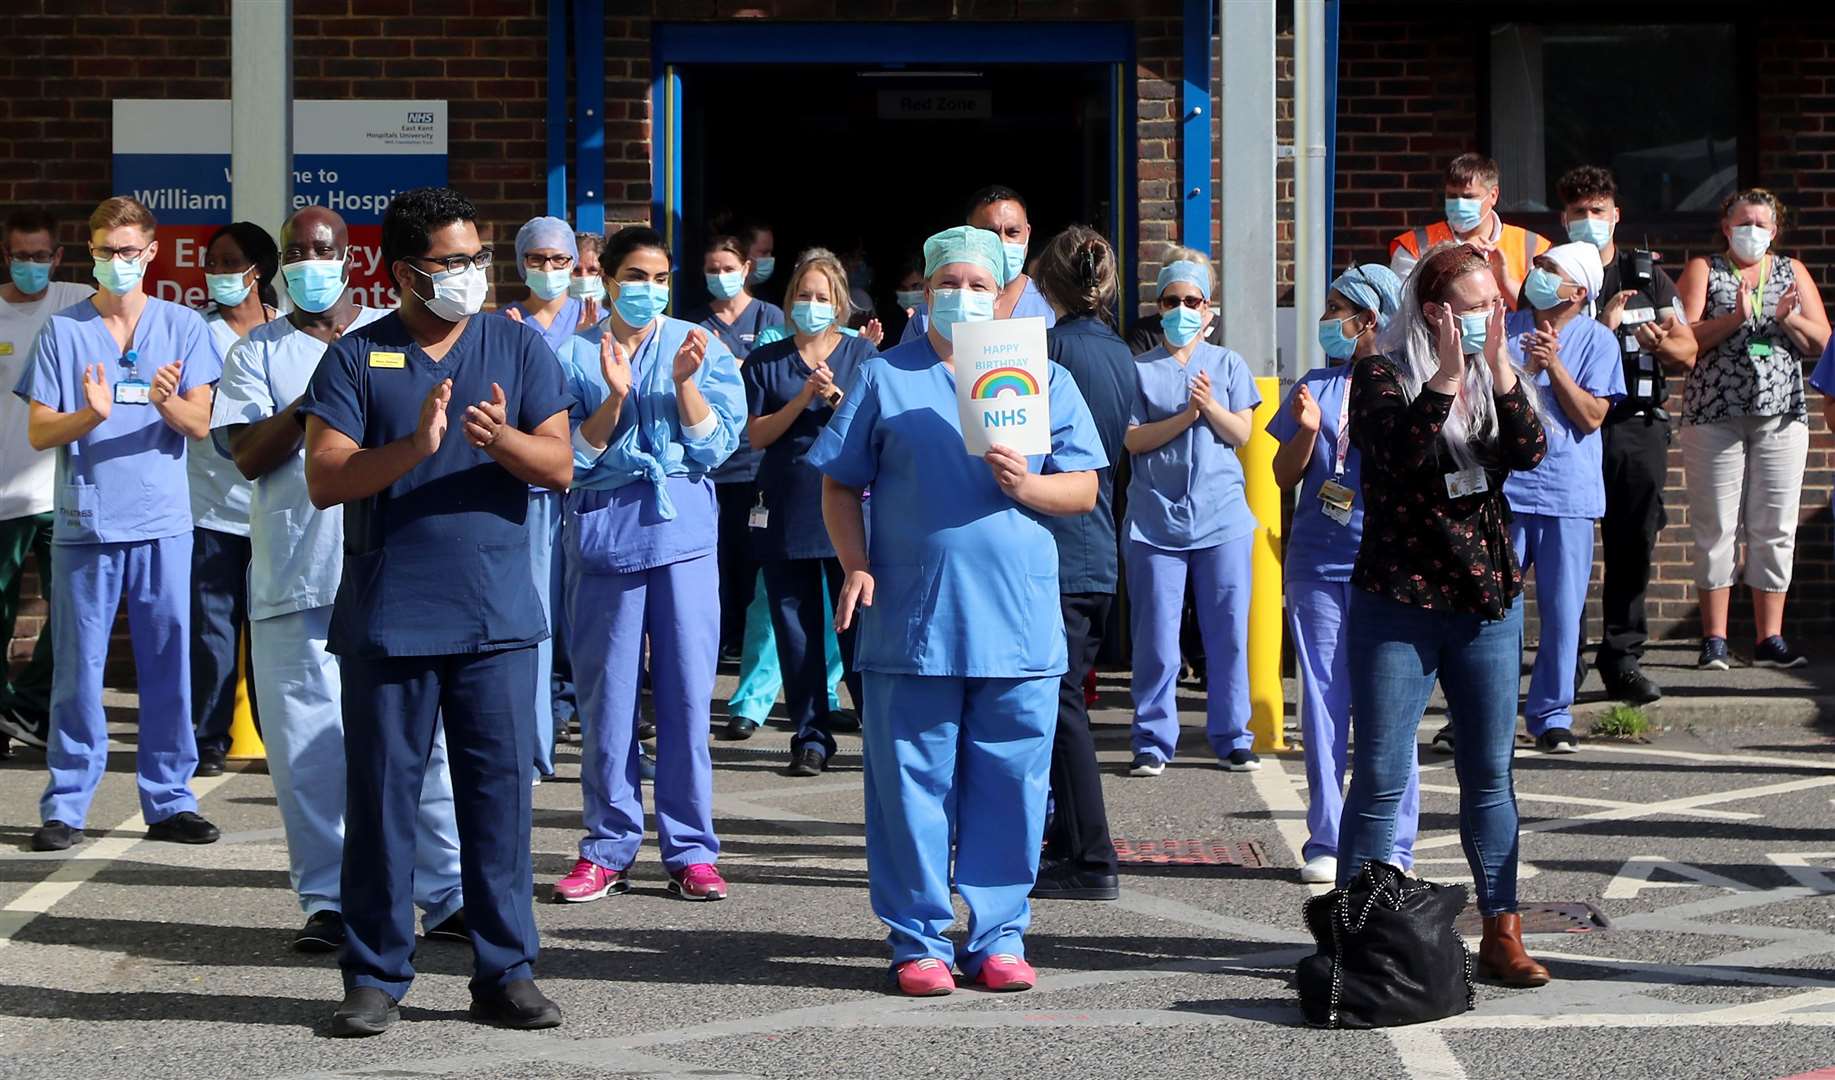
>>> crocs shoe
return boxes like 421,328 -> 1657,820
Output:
971,953 -> 1036,992
551,858 -> 629,903
895,957 -> 955,997
668,863 -> 728,901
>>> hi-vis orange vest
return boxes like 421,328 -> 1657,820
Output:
1388,220 -> 1552,310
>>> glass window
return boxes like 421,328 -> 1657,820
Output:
1491,23 -> 1739,214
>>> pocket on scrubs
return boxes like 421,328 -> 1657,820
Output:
570,502 -> 622,576
60,482 -> 103,542
474,539 -> 546,643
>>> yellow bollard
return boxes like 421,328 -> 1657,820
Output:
1241,376 -> 1287,752
226,626 -> 265,761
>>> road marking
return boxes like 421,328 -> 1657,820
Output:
1579,743 -> 1835,771
1387,1029 -> 1470,1079
1416,782 -> 1759,821
1246,754 -> 1325,891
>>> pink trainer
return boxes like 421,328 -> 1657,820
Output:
552,858 -> 629,903
896,957 -> 956,997
972,954 -> 1036,992
668,863 -> 728,901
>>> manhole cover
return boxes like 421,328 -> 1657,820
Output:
1454,902 -> 1611,936
1113,839 -> 1270,867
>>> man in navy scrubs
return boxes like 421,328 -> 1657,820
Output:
302,187 -> 573,1037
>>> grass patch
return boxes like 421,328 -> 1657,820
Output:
1590,704 -> 1652,740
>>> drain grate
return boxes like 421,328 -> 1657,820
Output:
1112,838 -> 1271,868
1455,901 -> 1612,936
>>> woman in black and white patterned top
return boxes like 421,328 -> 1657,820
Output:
1677,189 -> 1831,671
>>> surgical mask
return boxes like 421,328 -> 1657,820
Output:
1162,305 -> 1205,348
705,270 -> 744,300
9,261 -> 50,295
748,256 -> 775,284
791,300 -> 836,335
1317,315 -> 1361,360
206,270 -> 254,308
895,288 -> 924,310
524,266 -> 570,301
282,259 -> 348,314
569,275 -> 605,302
1445,196 -> 1486,234
1523,267 -> 1568,312
611,280 -> 669,327
92,254 -> 145,296
929,288 -> 995,341
412,264 -> 487,322
1567,217 -> 1613,249
1457,310 -> 1490,355
1730,225 -> 1773,263
1002,241 -> 1028,284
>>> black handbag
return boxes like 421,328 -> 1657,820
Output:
1296,861 -> 1475,1028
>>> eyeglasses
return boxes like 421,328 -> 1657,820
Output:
6,251 -> 53,264
1157,295 -> 1207,311
412,248 -> 493,274
90,245 -> 148,261
523,253 -> 574,271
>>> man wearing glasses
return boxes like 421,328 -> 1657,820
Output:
300,187 -> 573,1037
14,196 -> 223,852
0,210 -> 93,756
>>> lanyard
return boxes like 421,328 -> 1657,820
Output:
1330,371 -> 1353,478
1747,255 -> 1772,329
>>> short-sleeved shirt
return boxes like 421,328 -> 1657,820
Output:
498,296 -> 585,357
1124,342 -> 1262,551
1042,315 -> 1135,595
211,308 -> 389,620
897,278 -> 1058,344
742,332 -> 876,562
1266,362 -> 1363,583
188,311 -> 255,536
0,280 -> 93,521
15,296 -> 221,545
1502,310 -> 1626,520
693,297 -> 784,485
808,335 -> 1107,678
300,311 -> 573,657
1684,253 -> 1806,427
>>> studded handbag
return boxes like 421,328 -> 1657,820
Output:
1296,860 -> 1475,1029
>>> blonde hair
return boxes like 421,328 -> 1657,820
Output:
89,196 -> 156,235
784,247 -> 852,328
1721,188 -> 1786,234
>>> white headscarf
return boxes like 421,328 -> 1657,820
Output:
1541,241 -> 1604,317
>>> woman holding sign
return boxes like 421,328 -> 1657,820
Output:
810,226 -> 1105,997
1122,253 -> 1262,777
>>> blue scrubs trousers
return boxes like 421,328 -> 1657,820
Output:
191,527 -> 257,758
528,489 -> 561,776
1288,579 -> 1417,867
251,606 -> 463,922
572,552 -> 720,872
762,557 -> 860,760
43,534 -> 198,829
1126,534 -> 1254,763
728,572 -> 843,723
1510,513 -> 1593,737
861,672 -> 1055,976
340,646 -> 539,999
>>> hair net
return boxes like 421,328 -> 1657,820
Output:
923,226 -> 1002,279
1331,263 -> 1402,328
514,216 -> 578,264
1542,241 -> 1604,298
1155,260 -> 1212,301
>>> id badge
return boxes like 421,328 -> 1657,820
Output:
114,379 -> 151,405
1635,377 -> 1655,400
1749,341 -> 1773,359
748,502 -> 769,530
1444,467 -> 1488,500
1317,478 -> 1355,526
1320,499 -> 1353,527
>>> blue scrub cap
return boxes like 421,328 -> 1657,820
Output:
923,226 -> 1002,280
514,216 -> 579,264
1155,260 -> 1212,301
1330,263 -> 1402,328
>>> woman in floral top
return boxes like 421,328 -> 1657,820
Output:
1336,242 -> 1553,988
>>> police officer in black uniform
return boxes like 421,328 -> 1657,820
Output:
1556,166 -> 1698,703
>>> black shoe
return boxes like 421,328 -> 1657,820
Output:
786,745 -> 827,777
723,717 -> 759,741
1699,636 -> 1731,671
719,643 -> 744,664
0,706 -> 48,750
1431,725 -> 1456,754
1604,669 -> 1663,705
194,746 -> 227,778
638,747 -> 656,782
470,978 -> 562,1030
329,987 -> 398,1037
827,708 -> 862,734
1031,861 -> 1120,901
294,910 -> 345,954
1754,635 -> 1808,669
637,720 -> 657,742
1221,748 -> 1262,772
1535,728 -> 1580,754
31,820 -> 82,851
145,811 -> 221,845
423,909 -> 470,943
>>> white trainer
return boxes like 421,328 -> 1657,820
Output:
1300,854 -> 1338,885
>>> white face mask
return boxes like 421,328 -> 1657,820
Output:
1730,224 -> 1773,263
412,263 -> 487,322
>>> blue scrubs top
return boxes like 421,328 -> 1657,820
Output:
499,296 -> 585,357
188,311 -> 254,536
692,297 -> 784,486
15,296 -> 222,545
1125,342 -> 1262,551
1809,336 -> 1835,400
559,314 -> 744,575
808,336 -> 1107,678
742,332 -> 877,562
1042,315 -> 1135,595
1502,309 -> 1625,520
300,311 -> 573,658
1266,363 -> 1363,583
897,278 -> 1058,344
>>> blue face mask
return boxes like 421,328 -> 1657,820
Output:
930,288 -> 995,341
1523,267 -> 1570,312
1002,241 -> 1028,285
1457,310 -> 1490,355
612,280 -> 669,327
705,270 -> 744,300
1317,314 -> 1362,360
569,275 -> 605,302
1162,304 -> 1205,348
791,300 -> 836,335
282,258 -> 348,314
1567,217 -> 1612,249
93,255 -> 146,296
524,266 -> 570,301
1445,196 -> 1486,234
206,271 -> 254,308
9,260 -> 50,295
895,288 -> 924,310
748,257 -> 775,284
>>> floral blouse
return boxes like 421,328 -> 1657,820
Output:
1348,355 -> 1547,619
1682,253 -> 1806,427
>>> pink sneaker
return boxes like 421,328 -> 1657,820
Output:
895,957 -> 956,997
971,953 -> 1036,992
667,863 -> 728,901
551,858 -> 629,903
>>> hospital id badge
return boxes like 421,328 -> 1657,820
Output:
114,379 -> 151,405
1749,341 -> 1773,359
1318,479 -> 1355,525
748,502 -> 769,529
1444,466 -> 1487,500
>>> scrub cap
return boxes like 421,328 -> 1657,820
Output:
1155,260 -> 1213,301
1542,241 -> 1604,298
514,216 -> 579,264
923,226 -> 1002,279
1331,263 -> 1402,328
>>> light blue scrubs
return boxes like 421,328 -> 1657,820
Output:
897,277 -> 1056,344
189,313 -> 253,535
15,297 -> 219,828
726,571 -> 845,722
209,310 -> 462,922
560,314 -> 743,873
1504,309 -> 1625,737
808,335 -> 1105,974
1267,363 -> 1417,866
1125,342 -> 1261,764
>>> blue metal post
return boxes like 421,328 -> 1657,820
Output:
546,0 -> 567,219
572,0 -> 605,235
1324,0 -> 1340,267
1181,0 -> 1213,254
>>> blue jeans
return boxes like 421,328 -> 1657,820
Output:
1337,589 -> 1524,915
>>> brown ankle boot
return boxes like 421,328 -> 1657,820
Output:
1479,913 -> 1551,987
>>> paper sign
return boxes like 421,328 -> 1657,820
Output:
953,316 -> 1051,457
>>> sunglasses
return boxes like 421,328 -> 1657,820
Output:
1157,295 -> 1207,311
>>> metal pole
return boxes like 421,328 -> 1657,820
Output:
1217,0 -> 1275,375
230,0 -> 292,234
1294,0 -> 1327,380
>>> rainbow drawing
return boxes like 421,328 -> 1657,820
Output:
970,366 -> 1040,399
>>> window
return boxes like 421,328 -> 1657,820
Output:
1490,23 -> 1739,215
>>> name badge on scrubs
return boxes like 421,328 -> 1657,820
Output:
114,379 -> 151,405
748,497 -> 769,530
1317,478 -> 1355,526
1748,341 -> 1773,360
0,341 -> 13,357
1444,466 -> 1487,500
369,351 -> 406,369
